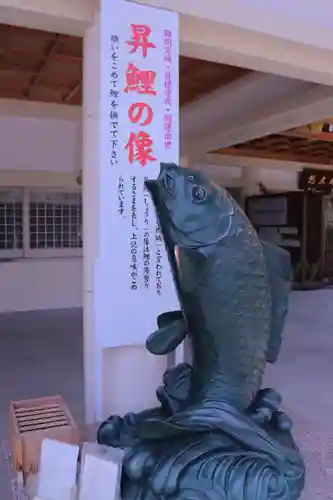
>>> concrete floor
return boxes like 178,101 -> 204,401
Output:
0,291 -> 332,499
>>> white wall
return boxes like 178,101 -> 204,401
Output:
260,168 -> 299,191
0,115 -> 81,173
0,258 -> 82,313
0,100 -> 82,313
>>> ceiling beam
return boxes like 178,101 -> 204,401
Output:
129,0 -> 333,50
182,82 -> 333,155
281,129 -> 333,142
181,72 -> 315,144
131,0 -> 333,85
0,98 -> 81,120
213,146 -> 333,167
24,33 -> 60,98
0,0 -> 95,36
63,81 -> 82,103
0,83 -> 77,94
0,46 -> 82,63
189,153 -> 332,172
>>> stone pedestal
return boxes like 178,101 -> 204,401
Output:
78,443 -> 123,500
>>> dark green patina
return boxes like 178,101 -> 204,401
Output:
98,164 -> 305,500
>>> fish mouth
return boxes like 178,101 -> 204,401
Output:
144,177 -> 163,204
144,163 -> 177,241
145,162 -> 176,199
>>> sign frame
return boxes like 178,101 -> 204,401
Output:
298,167 -> 333,193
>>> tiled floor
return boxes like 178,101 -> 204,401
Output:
0,292 -> 333,498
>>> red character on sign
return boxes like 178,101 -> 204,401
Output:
128,102 -> 153,126
124,63 -> 156,96
125,131 -> 156,166
126,24 -> 156,58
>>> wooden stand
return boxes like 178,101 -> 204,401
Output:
9,395 -> 80,486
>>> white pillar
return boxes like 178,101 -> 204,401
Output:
82,1 -> 179,424
82,13 -> 100,425
242,166 -> 260,196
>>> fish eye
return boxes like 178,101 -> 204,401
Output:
164,173 -> 175,194
188,175 -> 194,182
192,186 -> 207,203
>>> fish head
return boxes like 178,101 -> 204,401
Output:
145,163 -> 235,249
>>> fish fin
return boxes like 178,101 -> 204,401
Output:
262,240 -> 292,363
157,310 -> 183,329
146,318 -> 187,355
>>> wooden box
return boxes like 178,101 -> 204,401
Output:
9,395 -> 80,476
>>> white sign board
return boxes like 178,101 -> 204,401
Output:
94,1 -> 179,349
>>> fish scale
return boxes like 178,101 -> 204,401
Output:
178,207 -> 271,410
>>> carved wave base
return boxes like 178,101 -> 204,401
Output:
97,364 -> 305,500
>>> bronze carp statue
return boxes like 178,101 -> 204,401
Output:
98,164 -> 305,500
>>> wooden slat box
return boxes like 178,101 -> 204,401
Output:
9,395 -> 80,477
